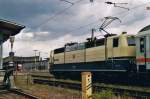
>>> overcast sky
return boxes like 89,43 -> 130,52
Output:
2,0 -> 150,58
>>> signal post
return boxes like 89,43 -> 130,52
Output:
82,72 -> 92,99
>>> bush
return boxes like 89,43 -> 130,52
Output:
93,90 -> 113,99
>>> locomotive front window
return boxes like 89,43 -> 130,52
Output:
113,38 -> 119,47
127,37 -> 135,46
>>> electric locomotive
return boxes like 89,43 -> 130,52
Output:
49,32 -> 137,79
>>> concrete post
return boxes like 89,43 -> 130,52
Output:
82,72 -> 92,99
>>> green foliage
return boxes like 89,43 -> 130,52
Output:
93,90 -> 113,99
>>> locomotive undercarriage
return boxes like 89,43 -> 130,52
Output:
50,70 -> 150,86
49,59 -> 150,86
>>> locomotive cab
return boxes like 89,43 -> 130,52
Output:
106,32 -> 135,59
136,25 -> 150,72
106,33 -> 136,71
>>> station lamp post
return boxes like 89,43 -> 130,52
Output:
9,36 -> 15,70
10,36 -> 15,52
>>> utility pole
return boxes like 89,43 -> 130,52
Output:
38,51 -> 41,70
8,36 -> 15,88
33,50 -> 38,71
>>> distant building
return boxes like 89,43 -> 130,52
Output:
3,56 -> 49,71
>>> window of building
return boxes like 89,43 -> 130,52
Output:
113,38 -> 119,47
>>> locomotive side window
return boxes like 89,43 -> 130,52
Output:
96,38 -> 105,46
127,37 -> 135,46
54,47 -> 65,54
140,37 -> 145,52
113,38 -> 119,47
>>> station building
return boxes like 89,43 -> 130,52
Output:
3,56 -> 49,71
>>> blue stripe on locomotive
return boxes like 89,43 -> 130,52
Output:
50,58 -> 136,72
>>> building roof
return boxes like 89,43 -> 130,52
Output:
3,56 -> 40,63
0,19 -> 25,42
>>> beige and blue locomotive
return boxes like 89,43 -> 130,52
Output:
49,32 -> 138,78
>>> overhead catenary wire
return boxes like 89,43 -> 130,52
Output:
32,0 -> 84,30
22,0 -> 150,51
116,1 -> 150,17
25,0 -> 150,39
60,0 -> 74,5
63,1 -> 150,42
105,1 -> 129,10
67,1 -> 150,35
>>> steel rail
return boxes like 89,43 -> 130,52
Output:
0,84 -> 40,99
31,75 -> 53,79
9,89 -> 40,99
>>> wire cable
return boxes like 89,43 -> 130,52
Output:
67,1 -> 150,34
32,0 -> 84,29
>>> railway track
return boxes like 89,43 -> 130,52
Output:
31,75 -> 52,79
0,85 -> 40,99
33,78 -> 150,99
30,71 -> 54,80
9,88 -> 40,99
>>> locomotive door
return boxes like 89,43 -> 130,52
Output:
145,36 -> 150,71
107,37 -> 119,69
139,37 -> 147,72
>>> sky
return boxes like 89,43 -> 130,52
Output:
1,0 -> 150,58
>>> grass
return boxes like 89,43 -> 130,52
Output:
93,90 -> 113,99
93,90 -> 135,99
14,74 -> 81,99
14,74 -> 138,99
95,83 -> 150,93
